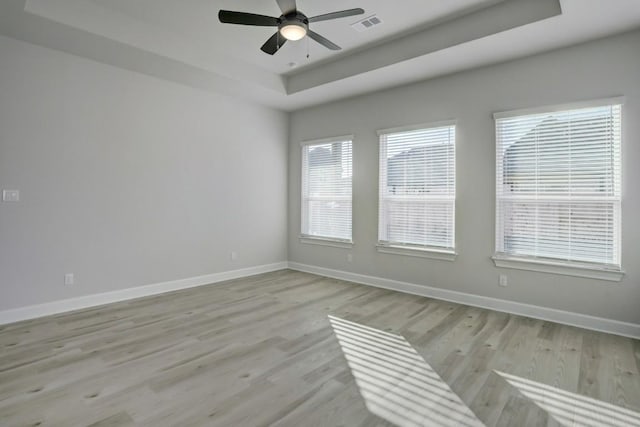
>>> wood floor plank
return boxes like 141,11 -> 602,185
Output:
1,269 -> 638,426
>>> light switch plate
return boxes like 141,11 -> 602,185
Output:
2,190 -> 20,202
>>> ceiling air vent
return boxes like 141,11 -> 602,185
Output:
351,15 -> 383,32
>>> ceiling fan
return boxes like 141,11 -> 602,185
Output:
218,0 -> 365,55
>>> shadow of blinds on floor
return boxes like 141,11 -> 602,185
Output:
328,315 -> 484,427
496,370 -> 640,427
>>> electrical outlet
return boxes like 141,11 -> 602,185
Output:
2,190 -> 19,202
499,275 -> 508,287
231,251 -> 238,261
64,273 -> 74,286
346,254 -> 353,263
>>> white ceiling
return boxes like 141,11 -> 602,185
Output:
1,0 -> 639,111
87,0 -> 502,75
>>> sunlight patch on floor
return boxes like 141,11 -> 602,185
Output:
495,370 -> 640,427
328,315 -> 484,427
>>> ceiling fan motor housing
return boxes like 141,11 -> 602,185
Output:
279,12 -> 309,40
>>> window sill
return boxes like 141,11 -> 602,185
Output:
377,244 -> 457,261
492,254 -> 624,282
299,236 -> 353,249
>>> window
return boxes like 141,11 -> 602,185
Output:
301,137 -> 353,244
494,99 -> 623,280
378,122 -> 456,258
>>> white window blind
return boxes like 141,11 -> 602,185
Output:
495,101 -> 622,268
378,123 -> 456,251
301,138 -> 353,242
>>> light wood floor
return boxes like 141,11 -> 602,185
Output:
0,269 -> 639,426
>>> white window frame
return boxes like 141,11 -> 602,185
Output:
377,121 -> 457,261
492,97 -> 624,282
300,135 -> 354,248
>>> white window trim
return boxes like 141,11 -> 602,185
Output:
300,236 -> 354,249
300,135 -> 355,146
492,254 -> 625,282
493,96 -> 625,119
377,244 -> 457,261
376,120 -> 457,136
377,120 -> 457,256
494,97 -> 624,279
300,135 -> 354,245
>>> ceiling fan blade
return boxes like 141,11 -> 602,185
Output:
261,32 -> 287,55
276,0 -> 297,15
218,10 -> 279,26
308,8 -> 365,23
307,30 -> 341,50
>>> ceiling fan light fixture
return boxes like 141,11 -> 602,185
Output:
279,22 -> 307,40
219,2 -> 365,55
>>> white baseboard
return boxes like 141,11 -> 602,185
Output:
287,262 -> 640,339
3,260 -> 638,339
0,262 -> 288,326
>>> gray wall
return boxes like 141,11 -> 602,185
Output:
0,35 -> 288,310
288,30 -> 640,324
2,29 -> 638,324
